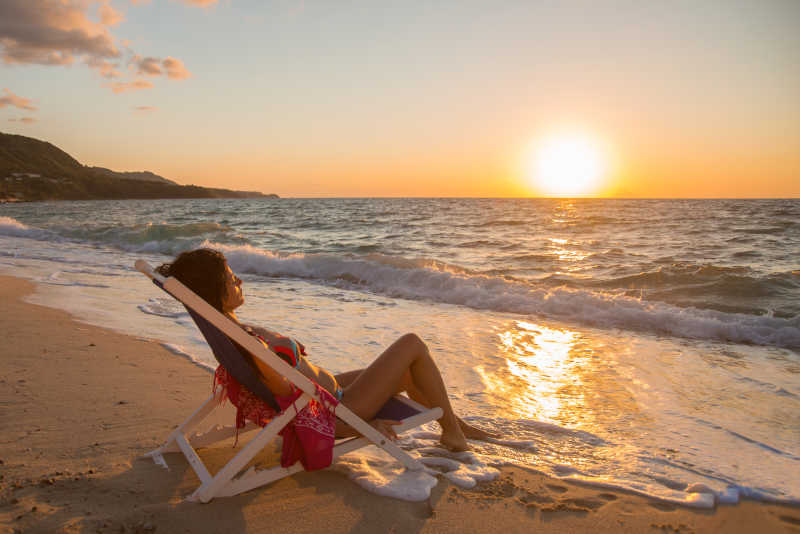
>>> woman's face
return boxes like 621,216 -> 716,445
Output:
221,263 -> 244,313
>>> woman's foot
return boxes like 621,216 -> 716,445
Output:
458,419 -> 498,441
440,426 -> 470,452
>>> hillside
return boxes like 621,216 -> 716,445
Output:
0,132 -> 277,202
87,167 -> 177,185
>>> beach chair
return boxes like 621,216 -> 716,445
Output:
135,260 -> 442,503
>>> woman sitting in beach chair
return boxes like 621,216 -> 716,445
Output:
157,248 -> 494,452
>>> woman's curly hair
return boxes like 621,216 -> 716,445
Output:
156,248 -> 229,312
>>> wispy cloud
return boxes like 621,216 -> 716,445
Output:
163,57 -> 190,79
130,54 -> 191,80
8,117 -> 37,124
132,55 -> 163,76
86,56 -> 122,79
99,2 -> 125,27
133,105 -> 157,112
130,0 -> 152,5
109,80 -> 154,93
0,88 -> 37,111
180,0 -> 219,6
0,0 -> 191,94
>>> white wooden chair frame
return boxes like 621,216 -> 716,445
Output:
135,260 -> 442,503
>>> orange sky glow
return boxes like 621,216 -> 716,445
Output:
2,1 -> 798,198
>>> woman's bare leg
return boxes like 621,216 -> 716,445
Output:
333,369 -> 363,388
336,367 -> 496,441
340,333 -> 469,451
397,372 -> 497,440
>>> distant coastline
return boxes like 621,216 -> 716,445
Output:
0,132 -> 278,202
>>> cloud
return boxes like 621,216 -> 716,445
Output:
180,0 -> 219,6
99,2 -> 124,27
163,56 -> 190,79
109,80 -> 154,93
131,54 -> 191,79
0,0 -> 191,94
133,105 -> 157,112
130,0 -> 152,4
0,0 -> 119,66
132,55 -> 163,76
86,56 -> 121,78
8,117 -> 37,124
0,88 -> 37,111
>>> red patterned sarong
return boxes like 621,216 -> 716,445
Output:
213,365 -> 338,471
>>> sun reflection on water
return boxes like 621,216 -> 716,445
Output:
547,237 -> 590,265
477,321 -> 581,422
477,320 -> 612,429
475,319 -> 643,434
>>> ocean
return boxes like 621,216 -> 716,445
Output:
1,198 -> 798,506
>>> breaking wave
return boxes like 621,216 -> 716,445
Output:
0,216 -> 239,254
2,213 -> 798,349
213,242 -> 800,350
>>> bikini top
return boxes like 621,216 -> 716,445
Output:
246,327 -> 305,369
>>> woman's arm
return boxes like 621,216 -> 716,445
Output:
243,324 -> 339,397
245,324 -> 305,354
244,336 -> 293,397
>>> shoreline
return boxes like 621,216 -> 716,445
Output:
1,274 -> 798,533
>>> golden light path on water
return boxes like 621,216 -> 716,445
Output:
475,320 -> 643,435
547,237 -> 591,265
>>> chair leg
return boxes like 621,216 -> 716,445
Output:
216,405 -> 444,499
146,392 -> 220,460
146,389 -> 441,501
184,422 -> 260,450
190,394 -> 311,503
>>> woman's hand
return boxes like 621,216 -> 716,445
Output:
369,419 -> 401,441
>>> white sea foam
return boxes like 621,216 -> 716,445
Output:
138,297 -> 186,318
2,216 -> 798,349
0,217 -> 233,254
160,343 -> 215,372
334,436 -> 500,500
38,270 -> 111,288
335,429 -> 733,507
210,242 -> 800,349
0,216 -> 48,239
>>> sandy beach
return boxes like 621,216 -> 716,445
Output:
1,274 -> 798,534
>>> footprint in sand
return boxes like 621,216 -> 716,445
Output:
779,515 -> 800,527
517,491 -> 554,505
540,502 -> 591,515
562,498 -> 605,511
598,493 -> 618,501
649,502 -> 678,512
546,484 -> 568,493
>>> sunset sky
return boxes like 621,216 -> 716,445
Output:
1,0 -> 798,197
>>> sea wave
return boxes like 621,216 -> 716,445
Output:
0,216 -> 51,239
590,264 -> 800,317
62,221 -> 233,247
3,215 -> 799,348
211,242 -> 800,349
0,217 -> 239,254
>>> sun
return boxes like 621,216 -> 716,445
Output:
527,132 -> 609,197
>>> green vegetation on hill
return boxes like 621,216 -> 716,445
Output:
88,166 -> 177,185
0,132 -> 277,202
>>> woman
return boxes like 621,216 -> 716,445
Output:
158,248 -> 493,452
